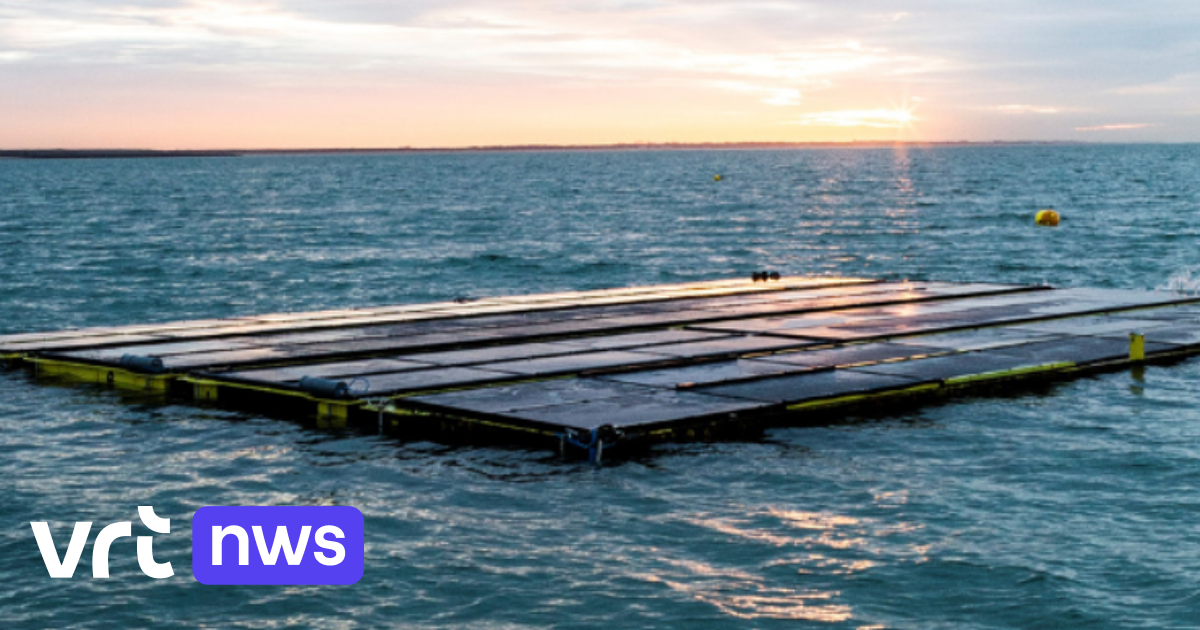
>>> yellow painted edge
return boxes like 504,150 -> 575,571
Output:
193,382 -> 220,403
29,357 -> 173,392
382,404 -> 558,437
1143,346 -> 1200,362
943,361 -> 1074,386
182,375 -> 307,398
786,382 -> 942,412
180,376 -> 364,409
642,416 -> 744,439
317,401 -> 351,421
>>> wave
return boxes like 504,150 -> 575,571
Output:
1158,266 -> 1200,294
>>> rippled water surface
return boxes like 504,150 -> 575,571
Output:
2,146 -> 1199,628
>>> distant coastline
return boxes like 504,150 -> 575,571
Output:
0,149 -> 242,159
0,140 -> 1093,160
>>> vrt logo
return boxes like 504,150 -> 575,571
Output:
30,506 -> 174,579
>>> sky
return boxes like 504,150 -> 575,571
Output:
1,0 -> 1198,148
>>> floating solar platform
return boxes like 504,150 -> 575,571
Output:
5,276 -> 1200,461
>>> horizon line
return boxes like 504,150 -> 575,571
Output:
3,139 -> 1189,159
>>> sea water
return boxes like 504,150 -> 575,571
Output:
1,145 -> 1198,628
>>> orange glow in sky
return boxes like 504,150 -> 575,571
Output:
0,1 -> 1195,148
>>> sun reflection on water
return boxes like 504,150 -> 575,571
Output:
642,558 -> 853,622
635,501 -> 925,622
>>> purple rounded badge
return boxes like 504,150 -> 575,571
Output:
192,506 -> 364,585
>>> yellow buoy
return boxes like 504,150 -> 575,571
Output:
713,174 -> 722,181
1035,209 -> 1060,227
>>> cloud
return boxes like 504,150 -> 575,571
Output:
1074,123 -> 1158,131
713,81 -> 802,106
986,104 -> 1061,115
0,0 -> 951,123
1113,73 -> 1200,95
791,108 -> 917,128
0,2 -> 944,85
